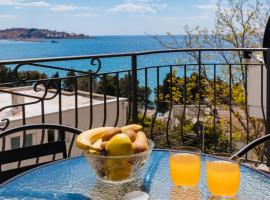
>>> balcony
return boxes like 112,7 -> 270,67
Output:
0,48 -> 270,175
1,46 -> 270,200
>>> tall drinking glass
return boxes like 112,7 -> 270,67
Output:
206,155 -> 240,198
170,146 -> 201,187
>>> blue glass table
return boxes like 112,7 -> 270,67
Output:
1,150 -> 270,200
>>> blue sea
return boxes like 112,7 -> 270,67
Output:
0,35 -> 172,59
0,36 -> 220,94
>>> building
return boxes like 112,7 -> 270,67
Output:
247,56 -> 267,119
0,86 -> 128,170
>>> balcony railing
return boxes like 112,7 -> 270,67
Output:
0,48 -> 270,166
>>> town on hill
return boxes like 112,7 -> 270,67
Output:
0,28 -> 91,40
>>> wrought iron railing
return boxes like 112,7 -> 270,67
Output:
0,48 -> 270,165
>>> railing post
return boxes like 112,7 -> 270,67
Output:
243,50 -> 251,161
131,55 -> 138,123
59,128 -> 66,141
265,49 -> 270,167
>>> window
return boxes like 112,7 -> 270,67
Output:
25,134 -> 33,147
11,136 -> 20,150
48,129 -> 55,143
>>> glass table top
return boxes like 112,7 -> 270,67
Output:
1,150 -> 270,200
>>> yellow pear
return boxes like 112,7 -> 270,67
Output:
104,133 -> 133,181
105,133 -> 133,156
105,159 -> 132,181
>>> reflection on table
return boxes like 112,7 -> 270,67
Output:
208,195 -> 238,200
89,179 -> 142,199
170,186 -> 201,200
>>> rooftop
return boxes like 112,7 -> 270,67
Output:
0,86 -> 126,121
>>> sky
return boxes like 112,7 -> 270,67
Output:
0,0 -> 218,35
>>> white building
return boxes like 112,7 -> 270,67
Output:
246,56 -> 267,119
0,86 -> 128,170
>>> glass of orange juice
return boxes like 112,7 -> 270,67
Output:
206,155 -> 240,198
170,146 -> 201,187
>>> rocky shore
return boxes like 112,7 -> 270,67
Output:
0,28 -> 91,40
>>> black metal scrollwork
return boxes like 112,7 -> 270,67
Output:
0,80 -> 60,131
0,119 -> 10,131
0,57 -> 103,132
33,80 -> 60,101
90,58 -> 102,74
14,58 -> 102,83
14,64 -> 30,82
33,81 -> 48,98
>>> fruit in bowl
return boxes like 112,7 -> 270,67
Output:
76,124 -> 154,183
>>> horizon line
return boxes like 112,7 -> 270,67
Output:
0,27 -> 187,37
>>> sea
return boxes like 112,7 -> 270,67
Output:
0,35 -> 219,94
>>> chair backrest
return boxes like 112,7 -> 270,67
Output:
0,124 -> 82,183
232,134 -> 270,158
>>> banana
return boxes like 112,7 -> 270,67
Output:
88,149 -> 100,155
121,124 -> 143,133
76,127 -> 114,150
101,127 -> 121,141
88,138 -> 103,151
101,141 -> 108,149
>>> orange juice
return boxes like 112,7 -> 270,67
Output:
170,153 -> 201,187
206,160 -> 240,197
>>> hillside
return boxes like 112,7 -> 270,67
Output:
0,28 -> 90,40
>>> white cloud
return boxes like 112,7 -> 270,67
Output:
21,1 -> 49,7
0,0 -> 50,7
0,1 -> 92,12
192,4 -> 217,10
109,2 -> 155,14
50,4 -> 92,12
109,0 -> 167,14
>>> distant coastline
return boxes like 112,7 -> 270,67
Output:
0,28 -> 91,41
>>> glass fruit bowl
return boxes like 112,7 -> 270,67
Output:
83,139 -> 154,183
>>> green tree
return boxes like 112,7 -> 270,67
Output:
119,74 -> 153,108
51,71 -> 59,78
154,0 -> 269,158
77,70 -> 98,92
96,73 -> 153,108
63,70 -> 76,91
96,74 -> 118,96
47,71 -> 60,89
158,71 -> 208,108
0,65 -> 47,84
